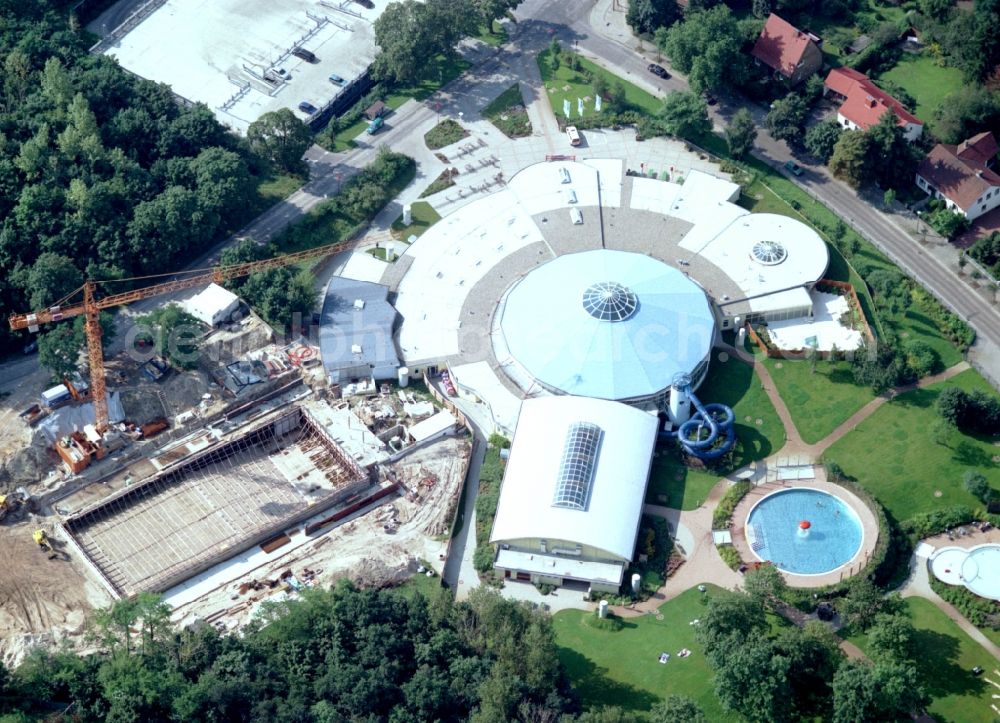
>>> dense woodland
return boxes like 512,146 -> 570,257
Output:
0,2 -> 279,354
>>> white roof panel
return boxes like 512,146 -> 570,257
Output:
490,396 -> 658,561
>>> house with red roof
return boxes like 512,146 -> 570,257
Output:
824,67 -> 923,142
751,14 -> 823,87
915,132 -> 1000,221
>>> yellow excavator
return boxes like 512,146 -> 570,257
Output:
33,529 -> 57,559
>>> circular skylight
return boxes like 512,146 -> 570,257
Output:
582,281 -> 638,322
751,240 -> 787,265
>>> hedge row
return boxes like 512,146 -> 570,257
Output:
711,481 -> 752,529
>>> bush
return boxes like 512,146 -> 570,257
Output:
623,515 -> 674,599
585,610 -> 625,631
936,385 -> 1000,434
963,470 -> 996,504
903,339 -> 941,378
717,544 -> 741,569
900,505 -> 975,540
929,576 -> 1000,631
534,582 -> 555,596
712,481 -> 752,529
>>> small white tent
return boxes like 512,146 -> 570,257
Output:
184,284 -> 240,326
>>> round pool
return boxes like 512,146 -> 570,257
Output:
746,488 -> 864,575
961,545 -> 1000,601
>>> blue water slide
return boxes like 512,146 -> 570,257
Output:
659,384 -> 736,461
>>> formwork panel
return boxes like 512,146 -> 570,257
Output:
65,408 -> 369,597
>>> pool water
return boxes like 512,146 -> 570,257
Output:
746,488 -> 863,575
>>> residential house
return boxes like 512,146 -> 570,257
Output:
751,14 -> 824,87
915,132 -> 1000,221
824,67 -> 923,142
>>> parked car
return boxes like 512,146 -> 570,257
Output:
292,47 -> 317,63
328,73 -> 345,86
647,63 -> 670,78
783,160 -> 804,177
298,101 -> 318,115
367,116 -> 384,135
22,341 -> 37,355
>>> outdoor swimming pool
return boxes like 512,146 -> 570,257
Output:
746,488 -> 864,575
932,544 -> 1000,601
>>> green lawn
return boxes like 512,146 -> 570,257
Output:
645,454 -> 720,510
697,353 -> 787,471
424,119 -> 468,150
391,201 -> 440,239
537,49 -> 661,123
482,83 -> 533,138
256,171 -> 302,204
763,358 -> 875,444
553,585 -> 735,720
824,369 -> 1000,523
847,597 -> 999,723
879,53 -> 964,130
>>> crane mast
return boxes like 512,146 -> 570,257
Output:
9,240 -> 349,430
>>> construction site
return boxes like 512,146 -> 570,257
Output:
0,247 -> 473,666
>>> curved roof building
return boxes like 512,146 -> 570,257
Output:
490,396 -> 659,591
494,250 -> 715,404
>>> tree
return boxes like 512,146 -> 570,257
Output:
866,113 -> 918,190
742,563 -> 787,610
725,108 -> 757,159
238,267 -> 318,329
246,109 -> 311,175
135,305 -> 203,370
936,386 -> 969,427
903,339 -> 939,378
373,0 -> 478,84
933,87 -> 1000,144
189,147 -> 257,227
883,188 -> 896,208
919,0 -> 952,20
832,659 -> 927,723
764,94 -> 808,144
840,578 -> 902,632
867,612 -> 916,664
38,322 -> 85,381
713,633 -> 792,723
16,252 -> 82,310
650,695 -> 706,723
829,131 -> 872,189
852,342 -> 907,394
657,6 -> 750,94
696,591 -> 768,662
659,91 -> 711,139
963,469 -> 995,503
626,0 -> 681,35
752,0 -> 773,19
472,0 -> 523,31
768,623 -> 842,718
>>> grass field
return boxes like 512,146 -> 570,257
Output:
537,49 -> 661,122
823,369 -> 1000,523
698,353 -> 787,470
879,53 -> 964,131
763,358 -> 875,444
390,201 -> 440,239
846,598 -> 999,723
256,171 -> 302,204
553,585 -> 735,720
645,454 -> 720,510
424,119 -> 468,150
482,83 -> 533,138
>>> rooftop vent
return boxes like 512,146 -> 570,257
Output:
353,299 -> 365,310
351,344 -> 362,354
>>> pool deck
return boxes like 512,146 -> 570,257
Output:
730,472 -> 881,589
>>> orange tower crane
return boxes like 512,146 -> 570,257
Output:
9,240 -> 349,431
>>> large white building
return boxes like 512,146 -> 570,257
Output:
490,396 -> 658,593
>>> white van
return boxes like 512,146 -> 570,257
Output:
570,208 -> 583,225
566,125 -> 581,146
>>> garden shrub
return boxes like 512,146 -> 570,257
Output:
936,385 -> 1000,434
899,505 -> 975,540
712,481 -> 752,529
929,576 -> 1000,632
623,515 -> 673,599
585,611 -> 625,631
717,544 -> 741,570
